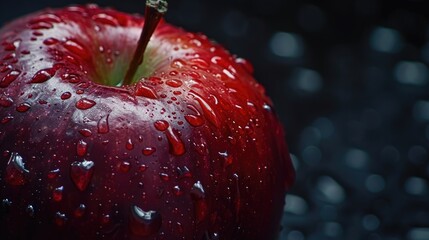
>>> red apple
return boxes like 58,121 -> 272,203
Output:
0,1 -> 294,239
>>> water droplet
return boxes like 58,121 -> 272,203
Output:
130,206 -> 162,237
135,82 -> 158,99
70,159 -> 95,191
126,138 -> 134,150
0,70 -> 21,88
29,68 -> 56,83
3,42 -> 16,51
165,79 -> 183,88
97,114 -> 110,133
235,57 -> 254,73
43,37 -> 59,45
190,181 -> 207,223
159,173 -> 170,181
119,161 -> 131,173
173,185 -> 183,196
154,120 -> 169,131
78,128 -> 92,137
219,151 -> 233,168
5,152 -> 28,186
176,166 -> 192,178
30,13 -> 62,26
26,204 -> 35,217
16,102 -> 31,112
184,114 -> 204,127
53,186 -> 64,202
190,58 -> 209,69
0,65 -> 12,73
61,73 -> 80,83
76,98 -> 96,110
1,115 -> 13,124
166,128 -> 185,156
142,147 -> 156,156
74,204 -> 86,218
55,212 -> 67,226
64,39 -> 89,59
190,92 -> 220,127
92,13 -> 119,26
60,92 -> 72,100
47,168 -> 60,179
0,95 -> 13,107
171,59 -> 186,69
76,140 -> 88,156
30,21 -> 53,30
139,164 -> 148,172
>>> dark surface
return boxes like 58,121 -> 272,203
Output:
1,0 -> 429,239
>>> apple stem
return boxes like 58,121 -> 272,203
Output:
123,0 -> 168,86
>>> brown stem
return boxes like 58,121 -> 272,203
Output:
123,0 -> 168,86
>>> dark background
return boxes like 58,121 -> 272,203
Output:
1,0 -> 429,239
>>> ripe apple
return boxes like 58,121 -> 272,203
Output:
0,1 -> 294,239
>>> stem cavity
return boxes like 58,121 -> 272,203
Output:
123,0 -> 168,86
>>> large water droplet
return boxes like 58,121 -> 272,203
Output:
190,58 -> 209,70
166,128 -> 185,156
16,102 -> 31,112
30,67 -> 57,83
190,92 -> 220,127
165,79 -> 183,88
135,82 -> 158,99
43,37 -> 59,45
142,147 -> 156,156
92,13 -> 119,26
76,140 -> 88,156
154,120 -> 169,131
129,206 -> 162,237
184,114 -> 204,127
64,39 -> 89,59
5,152 -> 29,186
60,92 -> 72,100
70,159 -> 95,191
97,114 -> 110,133
76,98 -> 96,110
0,70 -> 21,88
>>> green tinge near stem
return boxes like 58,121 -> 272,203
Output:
122,0 -> 168,86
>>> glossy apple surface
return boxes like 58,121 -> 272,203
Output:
0,4 -> 294,239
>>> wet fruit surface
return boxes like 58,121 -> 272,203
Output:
0,4 -> 294,240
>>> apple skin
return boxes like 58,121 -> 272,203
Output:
0,4 -> 294,240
